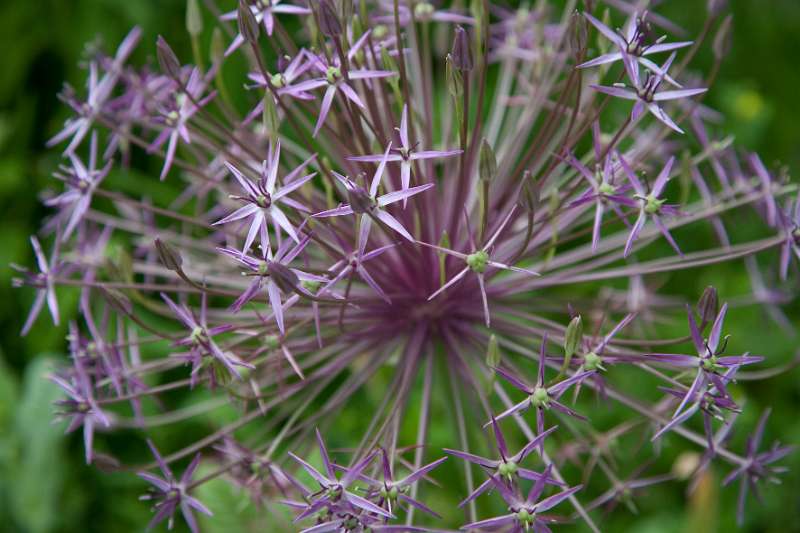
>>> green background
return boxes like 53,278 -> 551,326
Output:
1,1 -> 798,532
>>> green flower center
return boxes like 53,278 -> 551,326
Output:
643,193 -> 664,214
598,182 -> 615,195
530,386 -> 550,408
414,2 -> 435,19
326,66 -> 341,84
466,250 -> 490,273
516,508 -> 534,524
256,193 -> 271,208
270,73 -> 285,88
583,351 -> 603,371
190,326 -> 206,343
498,461 -> 518,477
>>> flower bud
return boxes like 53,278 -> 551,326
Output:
568,11 -> 588,59
697,286 -> 718,327
707,0 -> 727,16
186,0 -> 203,37
156,36 -> 181,79
712,15 -> 733,61
479,139 -> 497,183
238,0 -> 260,45
518,172 -> 539,213
267,262 -> 300,294
210,27 -> 225,63
155,237 -> 183,272
563,315 -> 583,365
486,334 -> 501,368
101,287 -> 133,316
450,26 -> 473,71
317,0 -> 342,38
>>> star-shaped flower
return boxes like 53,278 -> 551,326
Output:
137,441 -> 212,533
213,141 -> 316,256
423,207 -> 538,326
347,104 -> 462,202
314,143 -> 434,243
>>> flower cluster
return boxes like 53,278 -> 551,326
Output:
17,0 -> 797,531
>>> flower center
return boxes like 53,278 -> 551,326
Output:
466,250 -> 489,273
326,66 -> 341,84
530,386 -> 550,408
583,351 -> 603,371
414,2 -> 435,20
643,193 -> 664,214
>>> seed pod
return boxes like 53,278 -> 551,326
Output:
347,181 -> 374,214
156,36 -> 181,78
155,238 -> 183,272
238,0 -> 260,44
268,262 -> 300,294
450,26 -> 473,71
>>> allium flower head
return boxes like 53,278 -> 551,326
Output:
18,2 -> 798,532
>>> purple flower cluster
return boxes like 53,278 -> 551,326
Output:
17,1 -> 797,531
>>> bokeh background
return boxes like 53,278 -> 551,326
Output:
1,1 -> 798,532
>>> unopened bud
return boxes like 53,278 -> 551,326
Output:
518,172 -> 539,213
707,0 -> 728,16
486,334 -> 501,367
318,0 -> 342,38
568,11 -> 588,59
712,15 -> 733,60
156,36 -> 181,78
450,26 -> 473,71
101,287 -> 133,316
238,0 -> 260,44
186,0 -> 203,36
267,262 -> 300,294
479,139 -> 497,183
155,238 -> 183,272
210,27 -> 225,63
564,315 -> 583,361
697,286 -> 719,327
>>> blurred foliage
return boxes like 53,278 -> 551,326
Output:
0,1 -> 798,532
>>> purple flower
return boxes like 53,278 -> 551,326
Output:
361,449 -> 447,517
47,27 -> 142,154
281,33 -> 395,137
445,422 -> 562,508
423,207 -> 539,326
50,354 -> 111,464
778,192 -> 800,280
221,0 -> 310,55
217,234 -> 327,357
161,292 -> 253,384
461,465 -> 582,532
12,236 -> 62,335
591,52 -> 706,134
492,334 -> 594,433
348,104 -> 462,202
619,154 -> 682,257
314,144 -> 435,242
45,132 -> 111,240
213,142 -> 317,255
564,122 -> 638,252
578,11 -> 691,86
288,429 -> 393,521
722,409 -> 794,525
148,67 -> 215,180
138,441 -> 212,533
649,304 -> 763,440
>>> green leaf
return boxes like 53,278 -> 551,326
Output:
9,356 -> 67,533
